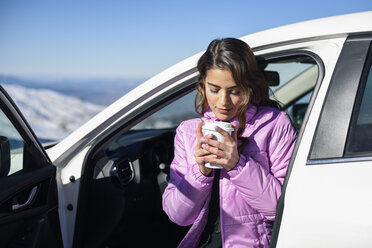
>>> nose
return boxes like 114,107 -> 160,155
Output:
219,91 -> 231,106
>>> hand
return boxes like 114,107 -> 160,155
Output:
194,120 -> 213,176
201,123 -> 240,171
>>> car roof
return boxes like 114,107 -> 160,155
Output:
241,11 -> 372,49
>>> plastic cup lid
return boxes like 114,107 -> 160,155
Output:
202,120 -> 234,132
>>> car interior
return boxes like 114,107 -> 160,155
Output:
73,54 -> 319,248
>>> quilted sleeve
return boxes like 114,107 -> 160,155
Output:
162,120 -> 214,226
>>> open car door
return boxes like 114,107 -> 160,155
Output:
0,86 -> 63,247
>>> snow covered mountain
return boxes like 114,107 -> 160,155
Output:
2,84 -> 104,141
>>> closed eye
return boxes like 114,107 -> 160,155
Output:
210,88 -> 219,94
230,90 -> 241,96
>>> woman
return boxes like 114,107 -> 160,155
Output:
162,38 -> 297,248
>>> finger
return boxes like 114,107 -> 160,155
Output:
203,139 -> 224,150
214,126 -> 230,138
215,126 -> 235,144
196,119 -> 204,139
195,119 -> 204,149
195,157 -> 206,166
203,153 -> 219,159
195,148 -> 212,157
203,133 -> 214,139
203,144 -> 225,157
231,122 -> 238,142
203,157 -> 227,166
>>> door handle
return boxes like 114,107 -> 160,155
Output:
12,186 -> 38,212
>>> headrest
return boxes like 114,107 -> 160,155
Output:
263,70 -> 280,86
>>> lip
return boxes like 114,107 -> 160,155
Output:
217,108 -> 232,114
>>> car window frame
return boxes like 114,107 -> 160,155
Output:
308,34 -> 372,163
257,50 -> 324,132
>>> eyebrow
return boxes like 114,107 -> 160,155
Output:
207,82 -> 239,89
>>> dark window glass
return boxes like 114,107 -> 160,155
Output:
0,108 -> 25,175
345,58 -> 372,156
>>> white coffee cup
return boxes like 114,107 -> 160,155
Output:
202,120 -> 234,169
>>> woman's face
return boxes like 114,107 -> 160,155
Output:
204,68 -> 245,121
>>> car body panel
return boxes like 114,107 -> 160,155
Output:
278,160 -> 372,247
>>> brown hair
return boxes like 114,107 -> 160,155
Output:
195,38 -> 279,139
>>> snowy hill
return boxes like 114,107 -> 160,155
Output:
0,74 -> 144,105
2,84 -> 104,141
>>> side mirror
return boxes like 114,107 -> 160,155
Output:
292,103 -> 308,130
0,136 -> 10,177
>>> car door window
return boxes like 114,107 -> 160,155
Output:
0,108 -> 24,175
345,57 -> 372,156
132,55 -> 319,132
264,55 -> 319,130
131,89 -> 199,130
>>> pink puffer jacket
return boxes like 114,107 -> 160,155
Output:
162,105 -> 297,248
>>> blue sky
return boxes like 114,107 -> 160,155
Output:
0,0 -> 371,80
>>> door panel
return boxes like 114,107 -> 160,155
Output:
0,164 -> 62,248
0,86 -> 63,247
275,36 -> 372,247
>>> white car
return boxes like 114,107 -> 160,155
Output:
0,11 -> 372,248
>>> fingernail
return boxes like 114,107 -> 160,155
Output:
207,134 -> 213,138
213,155 -> 217,158
201,138 -> 206,142
215,126 -> 220,130
202,144 -> 206,149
